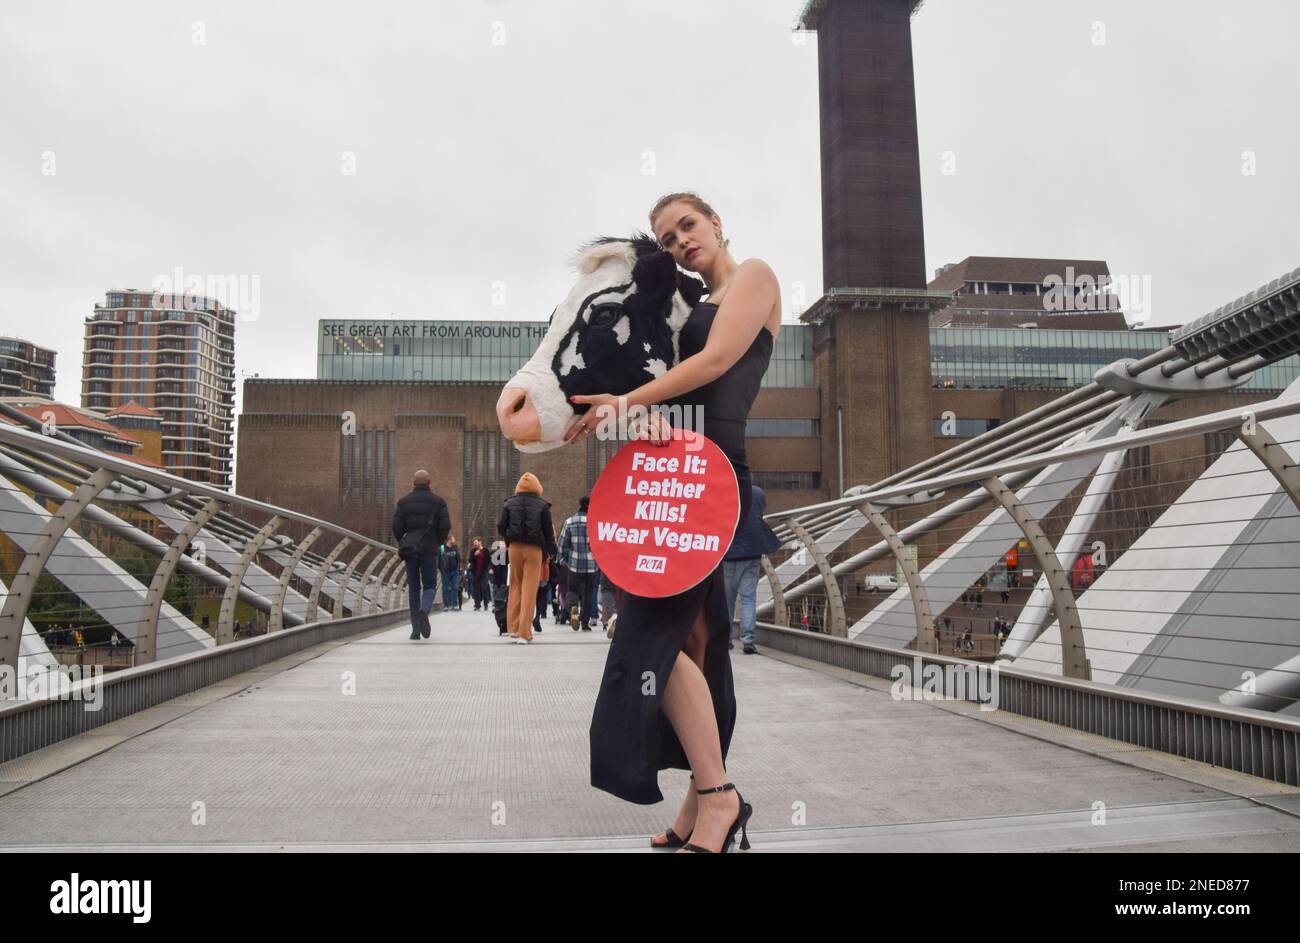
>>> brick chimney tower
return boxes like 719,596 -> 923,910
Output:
795,0 -> 949,493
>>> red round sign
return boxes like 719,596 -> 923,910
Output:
588,429 -> 740,598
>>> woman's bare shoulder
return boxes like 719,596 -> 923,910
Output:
736,258 -> 782,338
737,257 -> 779,284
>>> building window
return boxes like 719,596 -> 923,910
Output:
340,431 -> 355,501
337,426 -> 395,508
375,429 -> 386,511
315,320 -> 814,388
1122,444 -> 1152,483
752,471 -> 821,491
933,418 -> 1002,438
1203,430 -> 1235,469
462,429 -> 520,547
363,430 -> 373,505
746,418 -> 820,437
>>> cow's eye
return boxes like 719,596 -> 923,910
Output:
589,304 -> 620,328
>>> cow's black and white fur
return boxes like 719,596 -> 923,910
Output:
501,232 -> 705,452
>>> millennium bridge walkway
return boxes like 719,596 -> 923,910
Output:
2,606 -> 1298,852
4,267 -> 1300,851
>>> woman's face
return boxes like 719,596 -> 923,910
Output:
653,201 -> 717,272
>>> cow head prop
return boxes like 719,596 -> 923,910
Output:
495,233 -> 705,452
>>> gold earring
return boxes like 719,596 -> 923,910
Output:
715,229 -> 725,247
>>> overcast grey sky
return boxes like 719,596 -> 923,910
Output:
2,0 -> 1297,408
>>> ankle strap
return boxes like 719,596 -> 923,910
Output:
695,782 -> 735,795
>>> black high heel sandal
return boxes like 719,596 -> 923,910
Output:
650,827 -> 690,849
650,774 -> 694,849
680,782 -> 752,853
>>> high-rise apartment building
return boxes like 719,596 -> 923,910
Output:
82,290 -> 236,488
0,337 -> 56,398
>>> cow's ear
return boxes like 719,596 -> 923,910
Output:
676,271 -> 705,307
630,248 -> 677,299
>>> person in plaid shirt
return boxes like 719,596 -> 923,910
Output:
556,496 -> 600,631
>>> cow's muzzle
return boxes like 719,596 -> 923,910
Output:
496,386 -> 542,443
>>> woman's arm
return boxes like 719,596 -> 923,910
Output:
568,258 -> 779,424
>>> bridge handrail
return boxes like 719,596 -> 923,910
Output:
765,394 -> 1300,521
0,421 -> 393,554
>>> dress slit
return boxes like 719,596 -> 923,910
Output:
591,565 -> 737,804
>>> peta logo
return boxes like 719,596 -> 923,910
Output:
49,873 -> 151,923
635,554 -> 667,574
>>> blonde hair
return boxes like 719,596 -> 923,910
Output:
649,191 -> 729,249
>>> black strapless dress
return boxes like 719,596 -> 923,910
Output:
589,301 -> 774,804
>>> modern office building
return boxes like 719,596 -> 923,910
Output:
930,324 -> 1300,394
928,257 -> 1130,330
82,290 -> 236,488
0,337 -> 56,399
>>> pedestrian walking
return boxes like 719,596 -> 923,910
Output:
722,484 -> 781,655
469,538 -> 491,610
489,538 -> 509,634
497,472 -> 557,644
599,568 -> 618,635
534,555 -> 549,635
393,468 -> 451,639
553,563 -> 569,623
556,496 -> 599,631
438,536 -> 462,611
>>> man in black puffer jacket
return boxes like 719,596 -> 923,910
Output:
393,469 -> 451,639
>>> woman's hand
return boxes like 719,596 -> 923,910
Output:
563,393 -> 672,447
629,410 -> 672,447
563,393 -> 620,444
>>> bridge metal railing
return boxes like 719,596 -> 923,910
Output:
0,606 -> 409,765
753,622 -> 1300,787
0,415 -> 421,721
750,260 -> 1300,785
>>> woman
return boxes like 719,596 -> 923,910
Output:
497,472 -> 557,644
468,538 -> 490,611
567,192 -> 780,853
488,538 -> 510,634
